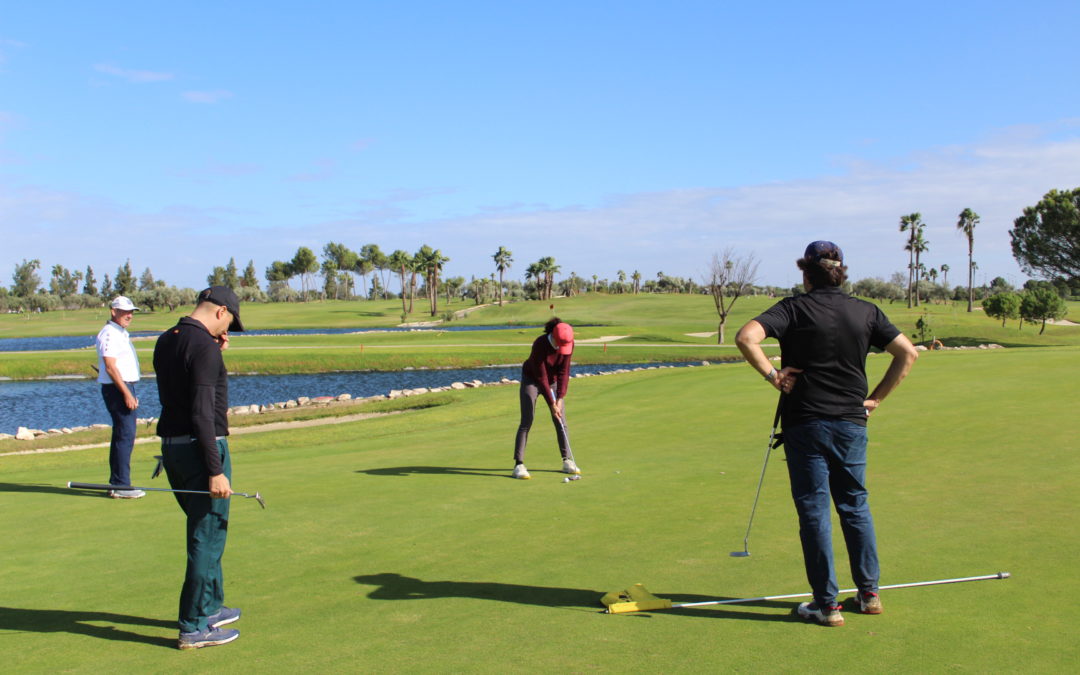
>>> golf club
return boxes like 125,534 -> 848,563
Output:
557,417 -> 577,466
67,481 -> 266,509
603,572 -> 1011,613
730,395 -> 784,558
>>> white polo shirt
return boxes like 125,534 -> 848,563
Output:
96,321 -> 141,384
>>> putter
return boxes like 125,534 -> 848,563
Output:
67,481 -> 266,509
558,417 -> 577,466
556,415 -> 582,482
602,572 -> 1011,614
731,396 -> 784,558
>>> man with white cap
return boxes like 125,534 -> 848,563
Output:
95,295 -> 145,499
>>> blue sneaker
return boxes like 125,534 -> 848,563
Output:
178,627 -> 240,650
208,606 -> 241,628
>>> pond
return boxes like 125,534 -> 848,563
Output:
0,361 -> 700,434
0,325 -> 540,353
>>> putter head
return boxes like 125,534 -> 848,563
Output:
253,492 -> 266,509
729,551 -> 750,557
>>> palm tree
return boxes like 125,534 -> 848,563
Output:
353,257 -> 373,299
956,208 -> 979,312
899,213 -> 923,308
940,263 -> 950,289
388,250 -> 413,316
631,270 -> 641,295
911,230 -> 929,306
537,257 -> 560,300
492,246 -> 513,307
617,270 -> 626,294
524,261 -> 542,300
418,247 -> 449,316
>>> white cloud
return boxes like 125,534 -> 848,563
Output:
1,123 -> 1077,289
382,126 -> 1080,287
93,63 -> 174,83
182,90 -> 234,104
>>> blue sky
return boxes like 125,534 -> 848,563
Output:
2,1 -> 1079,291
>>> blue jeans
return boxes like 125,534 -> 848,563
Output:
783,418 -> 879,607
101,383 -> 137,486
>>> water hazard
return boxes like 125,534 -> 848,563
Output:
0,361 -> 697,434
0,325 -> 539,352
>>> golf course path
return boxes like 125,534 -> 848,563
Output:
0,410 -> 399,457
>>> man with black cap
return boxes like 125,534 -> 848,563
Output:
735,241 -> 918,627
153,286 -> 246,649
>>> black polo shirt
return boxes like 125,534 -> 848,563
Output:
753,287 -> 900,428
153,317 -> 230,475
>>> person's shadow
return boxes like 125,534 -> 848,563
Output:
354,573 -> 798,621
0,607 -> 175,647
356,466 -> 561,479
0,483 -> 104,497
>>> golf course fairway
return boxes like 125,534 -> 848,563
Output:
1,346 -> 1076,672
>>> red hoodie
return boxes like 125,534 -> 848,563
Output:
522,333 -> 572,405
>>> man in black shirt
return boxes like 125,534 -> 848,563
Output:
153,286 -> 245,649
736,241 -> 918,627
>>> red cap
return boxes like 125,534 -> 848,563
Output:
552,322 -> 574,355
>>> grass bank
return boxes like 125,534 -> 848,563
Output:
1,347 -> 1076,671
1,295 -> 1076,379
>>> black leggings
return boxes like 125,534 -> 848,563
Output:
514,372 -> 570,464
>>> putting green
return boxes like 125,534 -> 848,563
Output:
1,347 -> 1076,671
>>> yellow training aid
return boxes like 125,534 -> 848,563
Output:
600,584 -> 673,614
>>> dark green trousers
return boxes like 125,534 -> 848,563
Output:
162,438 -> 231,633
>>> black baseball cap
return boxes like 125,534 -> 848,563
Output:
803,240 -> 844,266
198,286 -> 245,332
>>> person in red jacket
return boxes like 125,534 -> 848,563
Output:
512,318 -> 581,479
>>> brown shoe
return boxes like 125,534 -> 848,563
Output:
857,590 -> 883,614
797,602 -> 844,626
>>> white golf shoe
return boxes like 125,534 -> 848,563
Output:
109,489 -> 146,499
512,464 -> 531,480
561,459 -> 581,475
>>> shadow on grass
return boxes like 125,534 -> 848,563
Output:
0,482 -> 105,497
937,336 -> 1038,348
353,573 -> 799,622
355,466 -> 563,479
0,606 -> 175,647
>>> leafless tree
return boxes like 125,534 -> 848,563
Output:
705,249 -> 759,344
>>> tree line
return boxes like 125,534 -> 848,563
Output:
4,188 -> 1076,319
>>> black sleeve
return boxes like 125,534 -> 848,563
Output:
869,307 -> 902,351
189,343 -> 224,475
754,299 -> 793,340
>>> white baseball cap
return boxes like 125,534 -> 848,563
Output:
110,296 -> 140,311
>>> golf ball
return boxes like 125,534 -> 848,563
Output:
562,477 -> 570,483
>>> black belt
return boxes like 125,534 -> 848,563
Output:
161,435 -> 227,445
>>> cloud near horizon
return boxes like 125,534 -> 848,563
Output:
93,63 -> 174,83
1,124 -> 1077,289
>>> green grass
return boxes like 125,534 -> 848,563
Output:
2,295 -> 1076,379
1,347 -> 1076,671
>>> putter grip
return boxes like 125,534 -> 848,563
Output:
67,482 -> 118,490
